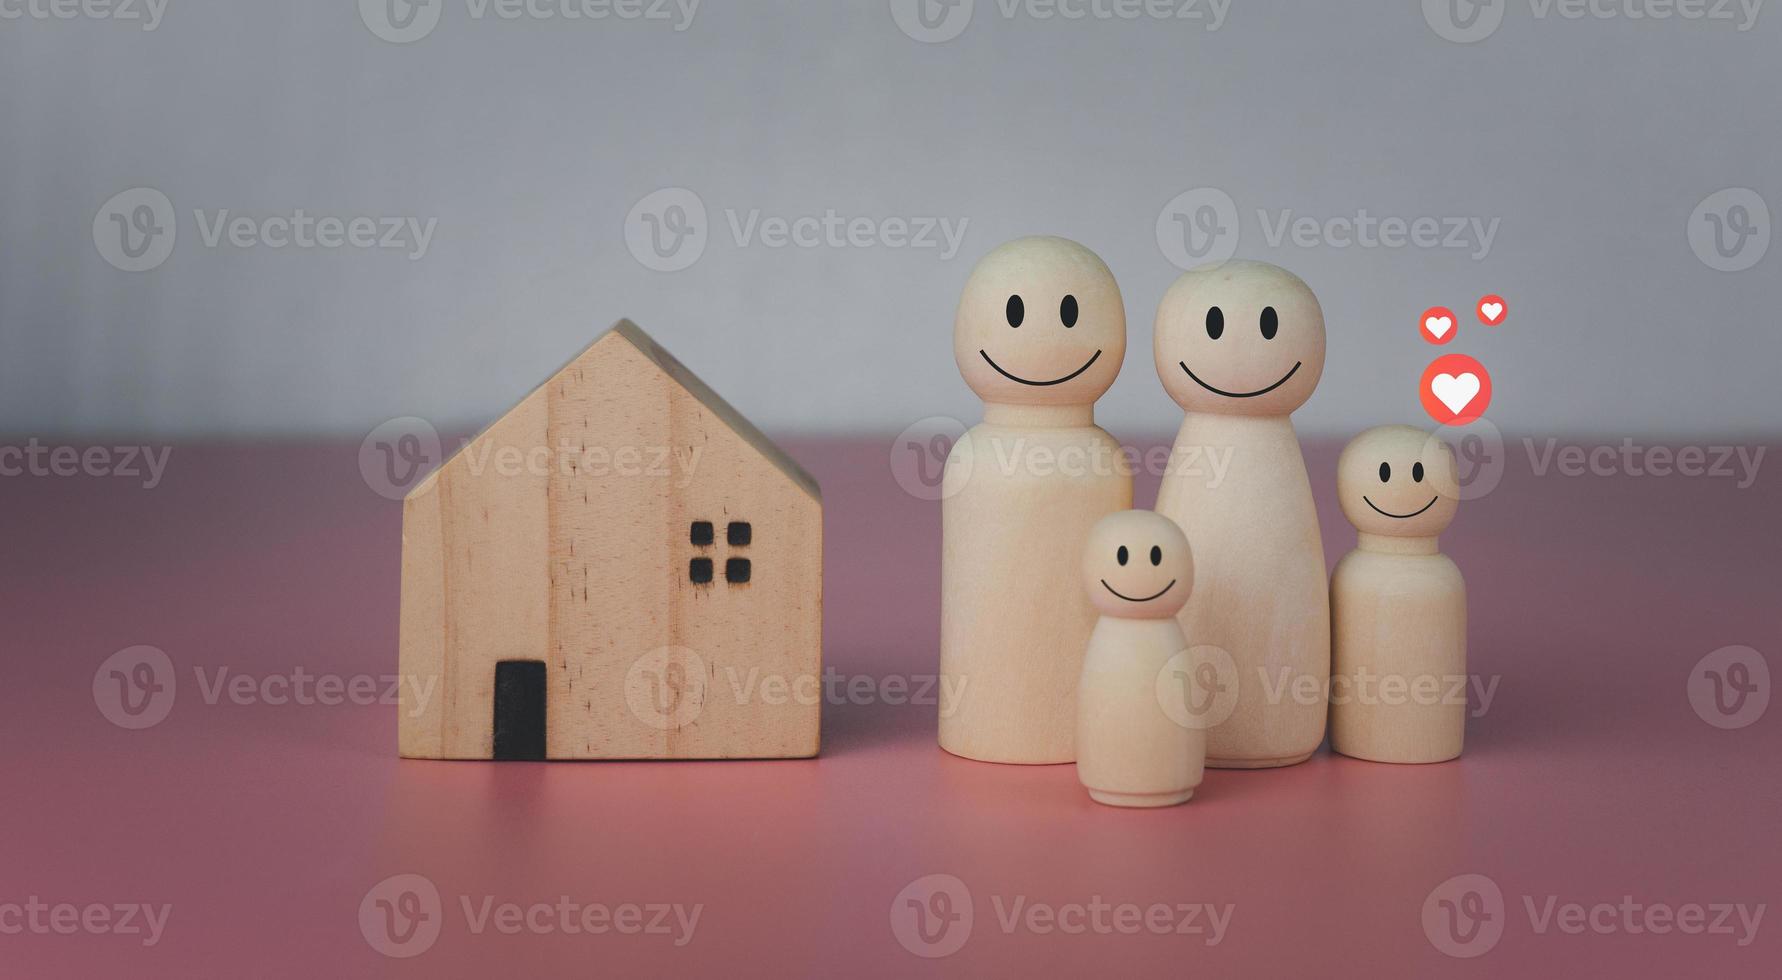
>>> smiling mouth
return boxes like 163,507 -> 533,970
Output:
1101,579 -> 1176,603
1363,496 -> 1438,520
1178,361 -> 1301,399
981,349 -> 1102,387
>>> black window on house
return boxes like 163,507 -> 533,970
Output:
688,518 -> 754,585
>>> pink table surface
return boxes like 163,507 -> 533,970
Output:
2,435 -> 1778,978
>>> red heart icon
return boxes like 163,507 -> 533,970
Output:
1420,306 -> 1458,345
1477,295 -> 1506,326
1420,354 -> 1493,426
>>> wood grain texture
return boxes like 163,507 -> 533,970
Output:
1330,549 -> 1467,764
1151,261 -> 1331,769
939,422 -> 1131,764
1155,415 -> 1329,768
939,236 -> 1132,765
1328,424 -> 1467,764
1075,511 -> 1203,808
399,321 -> 822,759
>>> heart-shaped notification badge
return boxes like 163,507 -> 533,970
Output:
1477,294 -> 1506,326
1420,354 -> 1493,425
1420,306 -> 1457,345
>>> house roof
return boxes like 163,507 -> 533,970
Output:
409,319 -> 820,502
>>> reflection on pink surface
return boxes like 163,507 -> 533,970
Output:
1,437 -> 1778,977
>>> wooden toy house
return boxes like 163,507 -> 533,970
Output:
398,321 -> 822,759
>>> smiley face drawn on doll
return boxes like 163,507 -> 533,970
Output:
1362,459 -> 1440,519
1177,303 -> 1305,398
955,238 -> 1125,405
978,292 -> 1105,386
1337,427 -> 1460,538
1101,541 -> 1178,602
1153,261 -> 1326,417
1083,512 -> 1195,619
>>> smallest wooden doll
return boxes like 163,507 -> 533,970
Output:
1330,426 -> 1466,764
1076,510 -> 1204,808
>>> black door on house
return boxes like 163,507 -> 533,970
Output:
492,661 -> 546,760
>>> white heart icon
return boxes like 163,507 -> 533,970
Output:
1432,373 -> 1481,415
1424,315 -> 1453,339
1480,302 -> 1503,323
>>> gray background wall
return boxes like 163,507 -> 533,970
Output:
2,0 -> 1777,440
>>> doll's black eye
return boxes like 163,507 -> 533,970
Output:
1060,295 -> 1079,328
1413,462 -> 1425,482
1006,295 -> 1024,327
1116,546 -> 1129,566
1206,306 -> 1224,339
1150,546 -> 1162,566
1379,462 -> 1391,482
1260,306 -> 1279,340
